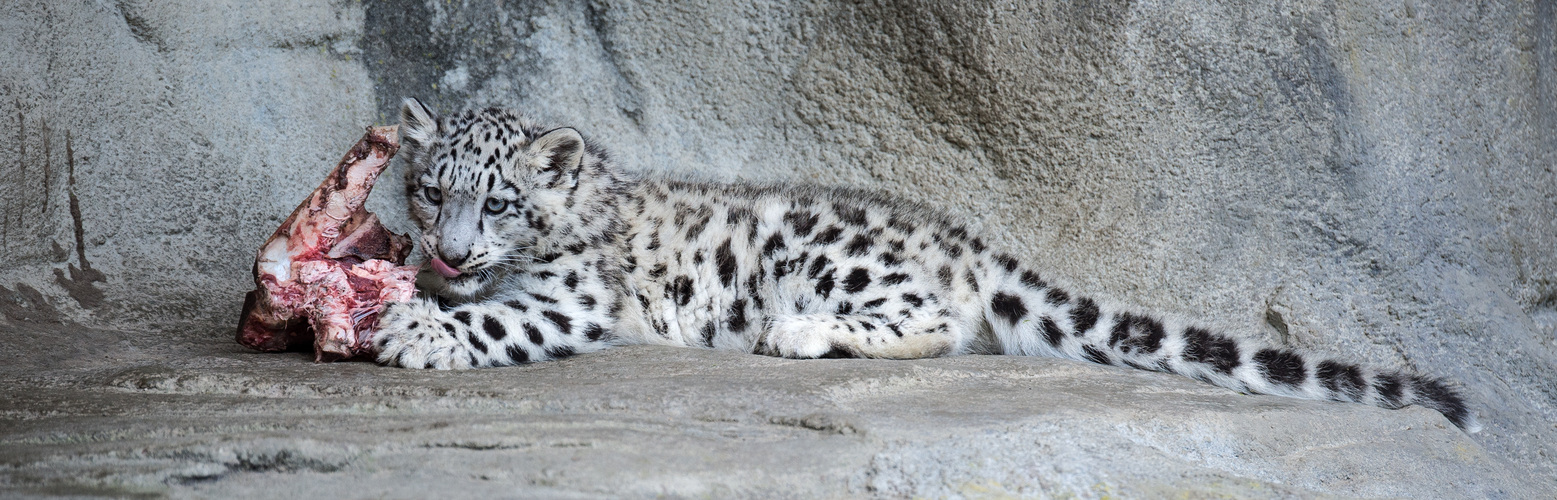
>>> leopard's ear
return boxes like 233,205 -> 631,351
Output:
398,97 -> 439,149
529,127 -> 584,189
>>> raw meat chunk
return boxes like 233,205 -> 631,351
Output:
235,125 -> 419,361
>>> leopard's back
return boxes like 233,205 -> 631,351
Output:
614,180 -> 989,357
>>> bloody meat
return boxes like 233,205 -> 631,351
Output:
235,125 -> 420,361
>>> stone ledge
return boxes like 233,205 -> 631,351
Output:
0,336 -> 1539,498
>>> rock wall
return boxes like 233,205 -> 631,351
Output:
2,0 -> 1554,492
0,0 -> 392,325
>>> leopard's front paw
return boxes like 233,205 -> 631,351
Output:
374,301 -> 475,370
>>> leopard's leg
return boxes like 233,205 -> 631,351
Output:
374,293 -> 612,369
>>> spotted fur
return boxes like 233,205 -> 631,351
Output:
374,99 -> 1480,432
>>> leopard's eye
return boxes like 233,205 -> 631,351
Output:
484,197 -> 509,214
423,186 -> 443,205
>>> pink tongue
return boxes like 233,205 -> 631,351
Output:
430,258 -> 462,278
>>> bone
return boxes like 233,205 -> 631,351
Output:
235,125 -> 420,361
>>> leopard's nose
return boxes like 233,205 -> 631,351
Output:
436,241 -> 471,270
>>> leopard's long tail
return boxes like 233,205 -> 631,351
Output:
975,257 -> 1479,432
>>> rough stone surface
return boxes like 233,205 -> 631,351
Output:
0,0 -> 397,325
2,0 -> 1555,496
0,329 -> 1545,498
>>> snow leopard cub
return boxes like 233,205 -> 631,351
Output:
373,98 -> 1478,432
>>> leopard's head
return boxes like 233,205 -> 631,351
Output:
397,98 -> 603,297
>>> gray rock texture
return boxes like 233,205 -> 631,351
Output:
0,334 -> 1542,498
2,0 -> 1555,496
